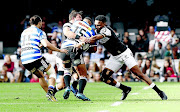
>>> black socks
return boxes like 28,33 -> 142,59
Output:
79,79 -> 87,93
152,85 -> 162,93
72,80 -> 78,90
64,75 -> 71,88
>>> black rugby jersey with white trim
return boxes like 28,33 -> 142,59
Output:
97,26 -> 127,56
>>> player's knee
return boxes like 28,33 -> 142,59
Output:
33,69 -> 44,78
63,60 -> 71,68
46,65 -> 56,79
63,67 -> 72,76
73,59 -> 81,66
100,69 -> 114,82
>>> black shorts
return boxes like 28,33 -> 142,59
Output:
56,47 -> 84,66
23,57 -> 50,73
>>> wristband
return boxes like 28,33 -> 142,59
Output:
75,35 -> 80,39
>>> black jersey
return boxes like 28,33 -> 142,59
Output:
97,26 -> 127,56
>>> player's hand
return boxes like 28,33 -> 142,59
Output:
74,42 -> 85,49
59,49 -> 68,54
79,36 -> 88,42
87,36 -> 96,44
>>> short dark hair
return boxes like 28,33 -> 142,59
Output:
100,58 -> 105,61
84,17 -> 92,24
29,15 -> 42,25
69,10 -> 83,21
95,15 -> 106,23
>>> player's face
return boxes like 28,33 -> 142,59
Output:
37,20 -> 42,28
74,14 -> 82,21
83,19 -> 92,26
95,20 -> 105,32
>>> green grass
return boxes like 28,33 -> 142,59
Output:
0,82 -> 180,112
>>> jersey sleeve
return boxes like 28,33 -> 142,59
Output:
100,27 -> 112,37
63,23 -> 72,29
39,31 -> 47,40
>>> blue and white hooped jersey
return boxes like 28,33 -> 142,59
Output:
20,25 -> 47,64
61,21 -> 95,49
70,21 -> 95,38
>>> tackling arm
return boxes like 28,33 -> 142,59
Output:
88,34 -> 104,44
41,39 -> 68,53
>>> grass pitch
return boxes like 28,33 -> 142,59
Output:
0,82 -> 180,112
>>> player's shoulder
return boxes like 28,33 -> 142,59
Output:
21,27 -> 31,35
32,26 -> 45,36
63,22 -> 72,28
100,26 -> 112,36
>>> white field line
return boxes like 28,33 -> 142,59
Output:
98,86 -> 150,111
98,110 -> 110,112
131,92 -> 140,95
111,101 -> 123,106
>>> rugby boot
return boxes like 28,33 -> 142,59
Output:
158,91 -> 168,100
121,86 -> 131,100
76,92 -> 91,101
71,85 -> 78,96
46,87 -> 57,102
63,86 -> 71,99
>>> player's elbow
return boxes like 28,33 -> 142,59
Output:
63,29 -> 76,39
41,39 -> 49,48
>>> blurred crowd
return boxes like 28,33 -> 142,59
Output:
0,15 -> 180,83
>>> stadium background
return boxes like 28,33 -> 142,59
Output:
1,1 -> 180,111
1,0 -> 180,83
2,0 -> 180,48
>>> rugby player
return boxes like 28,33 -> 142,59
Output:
20,15 -> 68,101
87,15 -> 167,100
53,17 -> 95,101
55,10 -> 91,101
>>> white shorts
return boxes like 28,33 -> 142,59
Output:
105,48 -> 137,73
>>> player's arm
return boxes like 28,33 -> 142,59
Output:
88,34 -> 105,44
88,27 -> 111,44
41,39 -> 68,54
63,26 -> 87,42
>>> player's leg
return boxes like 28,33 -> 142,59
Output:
45,64 -> 56,87
36,57 -> 57,101
29,65 -> 56,101
53,56 -> 66,95
100,68 -> 131,100
74,64 -> 87,94
73,53 -> 90,101
53,71 -> 65,96
130,65 -> 167,100
124,48 -> 167,100
56,48 -> 73,99
63,66 -> 72,99
103,55 -> 132,100
23,59 -> 51,100
71,72 -> 79,96
33,69 -> 48,93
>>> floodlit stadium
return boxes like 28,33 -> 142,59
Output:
1,0 -> 180,112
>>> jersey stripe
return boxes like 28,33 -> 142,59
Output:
30,38 -> 40,43
21,50 -> 41,57
86,31 -> 91,37
21,56 -> 42,63
20,25 -> 47,64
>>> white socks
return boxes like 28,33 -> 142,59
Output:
115,82 -> 121,88
149,82 -> 156,88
